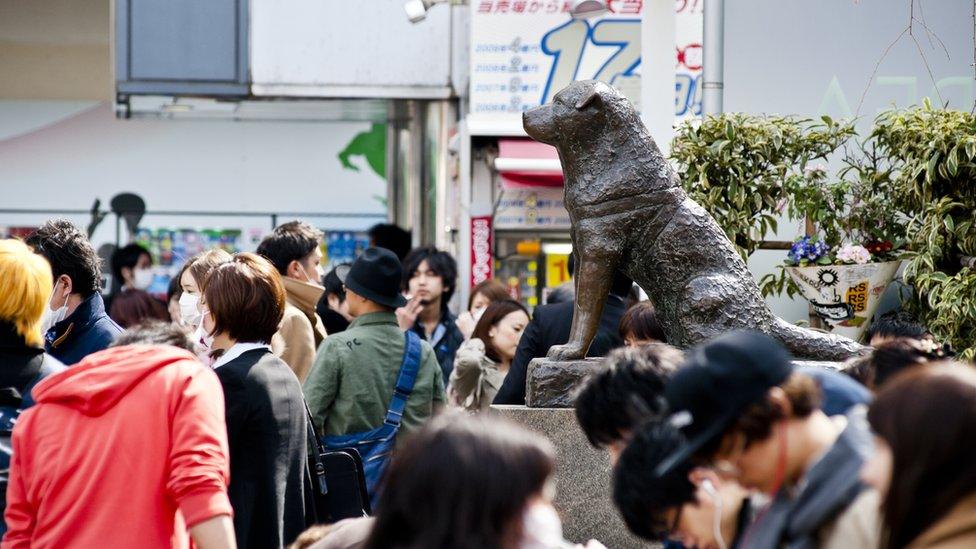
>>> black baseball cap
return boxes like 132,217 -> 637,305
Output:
342,247 -> 408,309
654,331 -> 794,477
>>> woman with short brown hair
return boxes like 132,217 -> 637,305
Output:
200,252 -> 308,548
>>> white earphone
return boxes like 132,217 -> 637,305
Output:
700,479 -> 727,549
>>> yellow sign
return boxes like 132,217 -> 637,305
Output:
846,281 -> 869,313
546,254 -> 571,288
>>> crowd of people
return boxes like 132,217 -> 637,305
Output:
0,217 -> 973,549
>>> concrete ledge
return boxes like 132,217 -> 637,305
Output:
526,357 -> 845,409
491,405 -> 654,548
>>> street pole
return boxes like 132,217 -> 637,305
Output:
702,0 -> 725,115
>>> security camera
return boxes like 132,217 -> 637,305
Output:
404,0 -> 430,23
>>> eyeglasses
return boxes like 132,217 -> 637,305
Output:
654,506 -> 683,541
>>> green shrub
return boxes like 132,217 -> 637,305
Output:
873,101 -> 976,359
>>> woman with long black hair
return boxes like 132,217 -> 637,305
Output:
862,363 -> 976,549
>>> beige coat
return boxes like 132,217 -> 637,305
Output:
819,488 -> 881,549
447,338 -> 506,412
308,517 -> 373,549
272,277 -> 327,383
907,493 -> 976,549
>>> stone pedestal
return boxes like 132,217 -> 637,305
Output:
526,357 -> 605,408
491,405 -> 654,548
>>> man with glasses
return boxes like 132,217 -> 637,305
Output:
614,421 -> 755,549
647,331 -> 878,549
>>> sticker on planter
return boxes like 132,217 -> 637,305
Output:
810,301 -> 854,322
787,261 -> 902,342
846,282 -> 868,313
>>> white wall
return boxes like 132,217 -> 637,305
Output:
726,0 -> 974,323
0,102 -> 388,250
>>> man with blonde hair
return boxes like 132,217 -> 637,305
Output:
0,239 -> 66,535
0,238 -> 66,396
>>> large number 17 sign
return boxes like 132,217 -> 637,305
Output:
540,18 -> 641,104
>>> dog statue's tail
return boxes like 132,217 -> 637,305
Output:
770,317 -> 867,362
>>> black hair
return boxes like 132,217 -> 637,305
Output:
25,219 -> 102,297
610,270 -> 634,298
872,338 -> 941,389
167,274 -> 182,302
613,421 -> 697,541
322,264 -> 348,301
575,344 -> 682,447
316,264 -> 352,334
401,247 -> 458,306
368,223 -> 412,262
619,302 -> 666,343
365,412 -> 555,549
255,220 -> 324,276
546,284 -> 574,304
110,243 -> 151,282
111,319 -> 195,352
867,311 -> 927,342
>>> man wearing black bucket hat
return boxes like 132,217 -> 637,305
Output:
650,331 -> 878,549
304,247 -> 445,438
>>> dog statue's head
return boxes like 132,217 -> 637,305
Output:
523,80 -> 627,147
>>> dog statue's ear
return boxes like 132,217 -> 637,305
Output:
575,88 -> 601,110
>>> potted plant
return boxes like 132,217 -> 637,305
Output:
783,237 -> 903,341
765,144 -> 908,342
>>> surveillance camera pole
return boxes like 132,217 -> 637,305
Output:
702,0 -> 725,115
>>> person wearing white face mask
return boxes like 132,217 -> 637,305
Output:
175,249 -> 232,358
25,220 -> 123,365
111,243 -> 156,292
107,243 -> 169,328
256,221 -> 328,383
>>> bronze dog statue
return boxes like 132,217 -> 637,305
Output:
523,80 -> 864,361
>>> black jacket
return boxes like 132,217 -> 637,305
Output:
493,294 -> 627,405
45,293 -> 122,366
0,324 -> 65,406
216,348 -> 307,549
410,310 -> 463,382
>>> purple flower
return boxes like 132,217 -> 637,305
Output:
787,236 -> 831,265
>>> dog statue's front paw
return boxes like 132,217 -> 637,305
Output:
547,343 -> 586,361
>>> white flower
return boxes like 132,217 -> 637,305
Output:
836,244 -> 872,264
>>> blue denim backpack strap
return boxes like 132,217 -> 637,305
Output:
322,330 -> 424,507
384,330 -> 423,428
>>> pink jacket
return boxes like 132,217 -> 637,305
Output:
2,345 -> 233,549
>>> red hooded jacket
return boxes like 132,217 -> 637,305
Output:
2,345 -> 233,549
